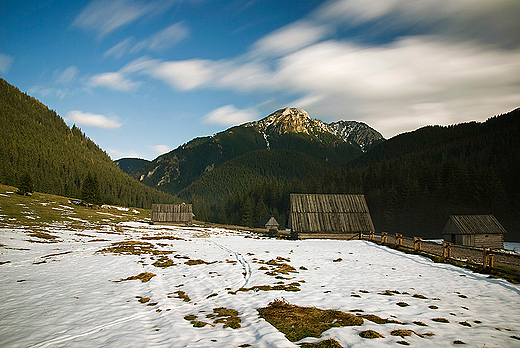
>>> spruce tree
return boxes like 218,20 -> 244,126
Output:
81,172 -> 102,206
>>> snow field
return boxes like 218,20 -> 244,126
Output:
1,222 -> 519,347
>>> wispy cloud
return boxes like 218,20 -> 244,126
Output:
54,66 -> 79,84
204,105 -> 259,126
252,20 -> 330,57
0,53 -> 14,73
88,72 -> 140,92
316,0 -> 520,48
151,59 -> 215,91
104,22 -> 189,59
149,144 -> 171,154
66,110 -> 122,129
73,0 -> 153,37
133,22 -> 189,52
104,38 -> 134,59
28,86 -> 69,99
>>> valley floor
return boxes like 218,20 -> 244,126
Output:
1,221 -> 520,347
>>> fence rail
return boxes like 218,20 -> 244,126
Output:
361,232 -> 520,274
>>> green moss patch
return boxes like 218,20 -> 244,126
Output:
257,299 -> 363,342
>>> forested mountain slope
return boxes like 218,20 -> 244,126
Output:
198,109 -> 520,240
0,78 -> 177,208
133,107 -> 381,196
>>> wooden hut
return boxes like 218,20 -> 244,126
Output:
259,215 -> 279,236
152,203 -> 193,225
288,194 -> 375,240
442,215 -> 506,249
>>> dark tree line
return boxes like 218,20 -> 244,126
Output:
0,78 -> 177,208
191,109 -> 520,240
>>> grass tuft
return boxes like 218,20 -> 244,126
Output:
118,272 -> 156,283
358,330 -> 384,339
257,299 -> 363,342
432,318 -> 449,323
299,338 -> 343,347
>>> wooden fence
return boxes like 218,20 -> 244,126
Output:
361,232 -> 520,274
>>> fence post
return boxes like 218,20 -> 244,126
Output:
369,231 -> 374,241
442,241 -> 451,260
414,237 -> 422,251
396,234 -> 402,246
382,232 -> 387,244
489,252 -> 494,268
483,248 -> 489,268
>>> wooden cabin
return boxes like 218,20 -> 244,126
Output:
259,215 -> 279,236
288,194 -> 375,240
152,203 -> 193,225
442,215 -> 506,249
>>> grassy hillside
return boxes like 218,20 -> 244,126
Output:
0,78 -> 178,208
0,184 -> 150,227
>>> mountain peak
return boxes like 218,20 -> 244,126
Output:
248,107 -> 328,135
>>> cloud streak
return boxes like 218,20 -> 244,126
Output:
66,110 -> 122,129
204,105 -> 259,126
88,72 -> 140,92
0,53 -> 14,73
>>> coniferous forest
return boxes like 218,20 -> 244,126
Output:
0,79 -> 177,208
191,109 -> 520,240
1,77 -> 519,240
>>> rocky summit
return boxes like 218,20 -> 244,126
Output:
247,107 -> 384,152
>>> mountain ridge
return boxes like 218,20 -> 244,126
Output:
133,107 -> 384,198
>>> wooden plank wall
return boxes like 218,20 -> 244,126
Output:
152,204 -> 193,223
290,194 -> 375,234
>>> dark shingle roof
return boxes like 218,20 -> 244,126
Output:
446,215 -> 507,235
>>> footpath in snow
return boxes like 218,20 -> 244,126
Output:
1,222 -> 519,347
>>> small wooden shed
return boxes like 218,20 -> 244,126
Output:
152,203 -> 193,225
259,215 -> 279,235
442,215 -> 506,249
288,194 -> 375,240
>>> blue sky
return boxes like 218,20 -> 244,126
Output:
1,0 -> 519,160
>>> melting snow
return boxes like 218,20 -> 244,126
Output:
1,223 -> 519,347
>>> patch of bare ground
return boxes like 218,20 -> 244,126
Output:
97,240 -> 172,256
115,272 -> 156,283
185,259 -> 217,265
141,235 -> 185,241
299,338 -> 343,347
184,307 -> 241,329
229,282 -> 301,294
169,290 -> 190,302
152,257 -> 175,268
360,314 -> 403,324
358,330 -> 384,339
257,298 -> 363,342
26,230 -> 59,243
